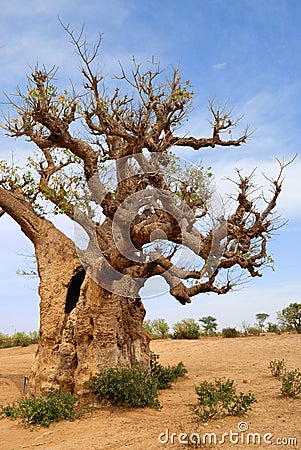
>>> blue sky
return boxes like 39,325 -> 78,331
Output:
0,0 -> 301,334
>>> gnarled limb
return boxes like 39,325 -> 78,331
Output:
0,186 -> 42,242
0,25 -> 291,397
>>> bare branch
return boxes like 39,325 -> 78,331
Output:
0,26 -> 290,308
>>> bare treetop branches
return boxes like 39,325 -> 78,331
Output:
0,25 -> 291,305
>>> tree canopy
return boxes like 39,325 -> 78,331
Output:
278,303 -> 301,334
199,316 -> 218,334
0,25 -> 288,306
256,313 -> 270,331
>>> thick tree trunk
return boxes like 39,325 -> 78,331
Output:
27,221 -> 150,398
0,189 -> 150,398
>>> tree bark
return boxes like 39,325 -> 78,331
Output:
0,189 -> 150,398
28,221 -> 150,398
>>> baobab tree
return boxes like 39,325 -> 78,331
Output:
0,26 -> 288,398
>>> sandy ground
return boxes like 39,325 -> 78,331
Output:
0,334 -> 300,450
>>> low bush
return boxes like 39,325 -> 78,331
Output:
0,330 -> 39,348
192,378 -> 256,421
268,360 -> 301,397
151,319 -> 170,339
142,320 -> 155,339
150,353 -> 187,389
85,354 -> 187,409
0,390 -> 79,427
268,359 -> 286,379
173,319 -> 200,339
281,369 -> 301,397
267,323 -> 281,334
246,327 -> 260,337
85,364 -> 160,409
142,319 -> 170,339
0,332 -> 13,348
222,327 -> 239,338
11,332 -> 31,347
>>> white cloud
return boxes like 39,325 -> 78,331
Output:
212,62 -> 227,70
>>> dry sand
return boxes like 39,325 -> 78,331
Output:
0,333 -> 300,449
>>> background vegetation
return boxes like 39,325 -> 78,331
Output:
0,301 -> 299,350
141,302 -> 300,340
0,331 -> 38,348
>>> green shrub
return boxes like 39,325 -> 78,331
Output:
267,323 -> 281,334
11,332 -> 31,347
192,378 -> 256,421
277,302 -> 301,334
246,327 -> 260,336
85,355 -> 187,409
0,403 -> 19,420
0,333 -> 13,348
143,319 -> 170,339
150,353 -> 187,389
268,359 -> 286,379
173,318 -> 200,339
0,330 -> 39,348
0,332 -> 8,345
142,320 -> 155,339
222,327 -> 239,338
151,319 -> 170,339
85,364 -> 160,409
281,369 -> 301,397
28,331 -> 39,344
2,340 -> 13,348
0,390 -> 79,427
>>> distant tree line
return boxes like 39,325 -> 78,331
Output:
0,331 -> 39,348
143,302 -> 301,340
1,302 -> 299,348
